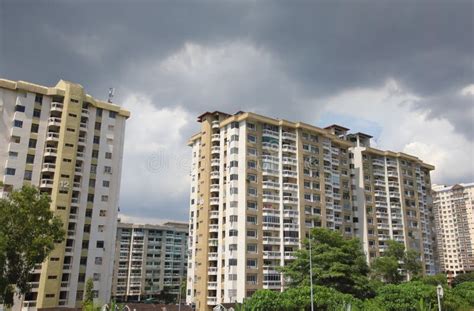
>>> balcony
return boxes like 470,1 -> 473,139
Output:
210,211 -> 219,219
263,237 -> 281,244
209,225 -> 219,232
374,180 -> 386,187
48,117 -> 61,127
44,147 -> 58,157
283,209 -> 298,217
211,159 -> 220,166
263,194 -> 279,203
283,183 -> 298,191
208,252 -> 218,260
207,282 -> 217,289
262,129 -> 279,139
282,170 -> 297,177
210,171 -> 219,179
377,223 -> 390,230
263,251 -> 281,259
284,237 -> 299,245
81,108 -> 89,116
283,196 -> 298,204
262,223 -> 280,231
211,134 -> 220,142
282,132 -> 296,140
262,155 -> 279,164
283,223 -> 299,230
211,146 -> 220,154
40,179 -> 53,188
51,101 -> 63,112
284,251 -> 296,259
46,132 -> 59,142
263,181 -> 279,189
282,144 -> 296,153
210,184 -> 219,192
372,159 -> 385,166
42,163 -> 56,172
211,120 -> 220,129
207,297 -> 218,305
262,142 -> 279,151
373,170 -> 385,177
208,267 -> 218,274
282,156 -> 297,165
387,171 -> 398,177
208,238 -> 218,246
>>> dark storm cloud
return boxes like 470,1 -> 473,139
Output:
2,1 -> 472,109
1,0 -> 472,220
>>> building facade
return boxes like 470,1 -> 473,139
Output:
186,111 -> 436,310
0,79 -> 129,309
432,183 -> 474,280
112,221 -> 188,302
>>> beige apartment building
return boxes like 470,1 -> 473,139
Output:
432,183 -> 474,280
0,78 -> 129,309
112,221 -> 188,302
186,111 -> 436,310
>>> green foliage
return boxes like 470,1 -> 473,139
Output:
0,185 -> 65,306
371,240 -> 422,284
452,282 -> 474,306
451,272 -> 474,287
279,228 -> 373,299
157,286 -> 176,304
243,286 -> 362,311
373,281 -> 436,311
83,278 -> 94,306
414,274 -> 448,286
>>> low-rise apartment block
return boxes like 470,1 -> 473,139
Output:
432,183 -> 474,280
0,78 -> 129,309
112,221 -> 188,302
186,111 -> 436,310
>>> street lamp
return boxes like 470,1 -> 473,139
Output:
436,284 -> 444,311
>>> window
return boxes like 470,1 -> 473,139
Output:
229,244 -> 237,251
103,180 -> 110,188
8,151 -> 18,158
92,150 -> 99,158
28,139 -> 37,148
247,230 -> 257,238
5,168 -> 16,175
109,111 -> 117,119
230,122 -> 239,129
99,210 -> 107,217
230,134 -> 239,142
89,179 -> 96,188
93,136 -> 100,144
95,122 -> 101,130
95,257 -> 103,265
228,274 -> 237,281
247,259 -> 257,268
24,170 -> 32,181
247,174 -> 257,182
247,160 -> 257,169
230,187 -> 238,195
248,148 -> 257,156
33,109 -> 41,118
229,259 -> 237,266
13,120 -> 23,128
90,165 -> 97,174
247,274 -> 257,284
247,123 -> 256,130
26,154 -> 35,164
93,273 -> 101,281
34,94 -> 43,104
105,152 -> 112,159
247,244 -> 257,253
101,195 -> 108,202
247,134 -> 256,143
96,108 -> 103,117
229,229 -> 238,237
30,123 -> 39,133
247,215 -> 257,225
229,215 -> 238,222
15,105 -> 25,112
230,161 -> 238,168
230,174 -> 238,181
248,188 -> 257,196
11,136 -> 20,143
247,201 -> 257,210
96,241 -> 104,248
104,166 -> 112,174
230,147 -> 238,154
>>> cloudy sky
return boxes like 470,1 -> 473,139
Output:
1,0 -> 473,224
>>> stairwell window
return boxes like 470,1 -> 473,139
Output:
13,120 -> 23,128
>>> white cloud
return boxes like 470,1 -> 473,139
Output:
322,80 -> 474,184
119,94 -> 192,219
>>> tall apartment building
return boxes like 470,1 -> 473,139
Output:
0,79 -> 129,309
350,133 -> 436,275
186,111 -> 436,310
112,221 -> 188,302
432,183 -> 474,280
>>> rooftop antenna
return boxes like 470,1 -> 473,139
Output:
107,87 -> 115,103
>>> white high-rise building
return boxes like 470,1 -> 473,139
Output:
432,183 -> 474,280
186,111 -> 436,311
0,78 -> 129,309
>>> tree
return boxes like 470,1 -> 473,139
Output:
0,185 -> 65,306
279,228 -> 374,299
451,271 -> 474,287
371,240 -> 422,283
83,278 -> 94,306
